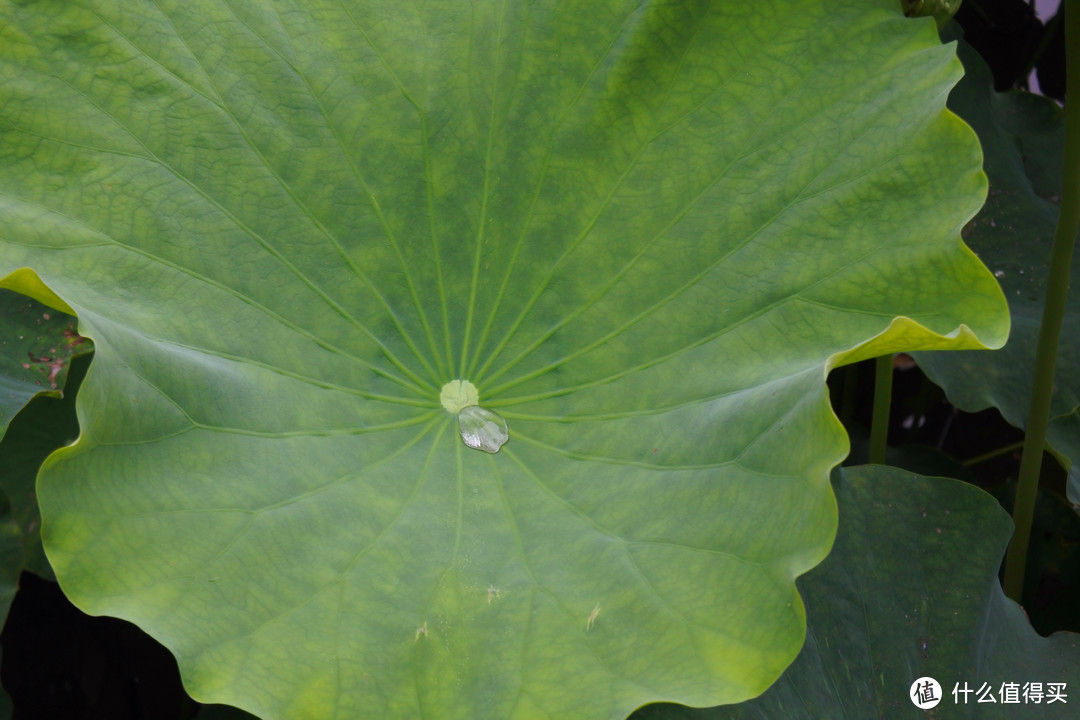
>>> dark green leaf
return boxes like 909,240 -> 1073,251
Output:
0,288 -> 87,439
633,466 -> 1080,720
914,32 -> 1080,502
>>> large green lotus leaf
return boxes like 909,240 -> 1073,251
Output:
0,287 -> 87,438
913,33 -> 1080,502
632,466 -> 1080,720
0,1 -> 1007,718
197,704 -> 261,720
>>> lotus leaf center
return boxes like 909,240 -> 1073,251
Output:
440,379 -> 479,414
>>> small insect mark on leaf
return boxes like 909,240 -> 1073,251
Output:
586,603 -> 601,632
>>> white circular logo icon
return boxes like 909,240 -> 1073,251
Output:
910,677 -> 942,709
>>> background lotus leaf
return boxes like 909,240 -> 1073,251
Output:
0,1 -> 1006,718
0,353 -> 87,586
914,31 -> 1080,502
633,465 -> 1080,720
0,288 -> 86,438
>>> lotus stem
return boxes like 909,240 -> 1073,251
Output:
1003,0 -> 1080,602
869,354 -> 893,465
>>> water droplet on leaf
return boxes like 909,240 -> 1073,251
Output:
457,405 -> 508,454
